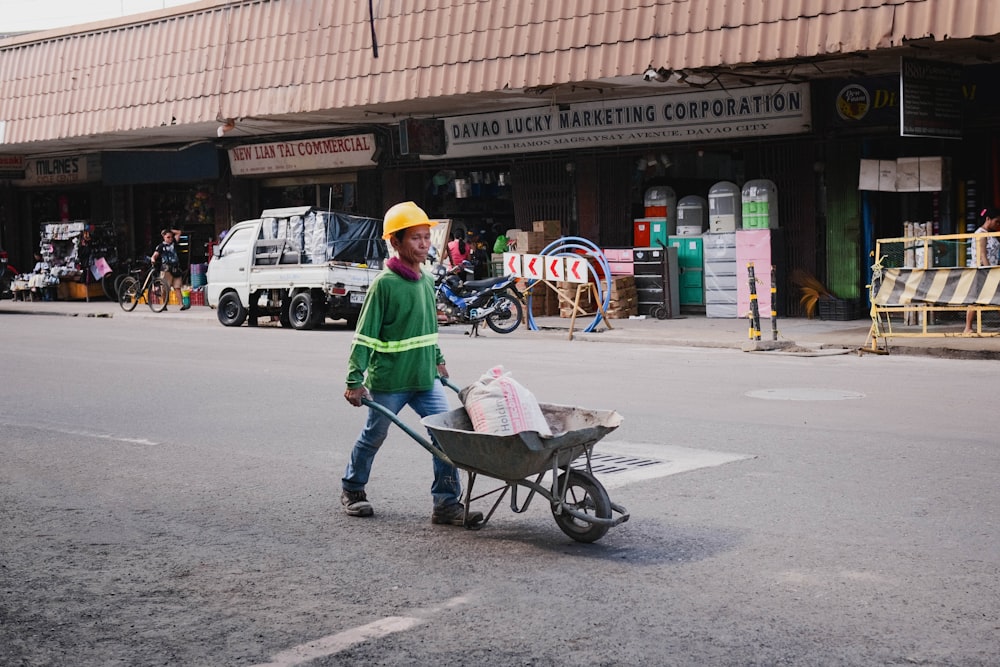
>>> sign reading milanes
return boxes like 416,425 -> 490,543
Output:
438,83 -> 811,159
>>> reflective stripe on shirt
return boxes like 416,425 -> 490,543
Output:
352,331 -> 439,353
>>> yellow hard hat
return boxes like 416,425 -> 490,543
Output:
382,201 -> 437,240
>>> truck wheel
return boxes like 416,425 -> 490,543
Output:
288,292 -> 316,330
218,292 -> 247,326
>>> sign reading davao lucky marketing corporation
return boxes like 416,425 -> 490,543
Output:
440,83 -> 810,159
227,134 -> 377,176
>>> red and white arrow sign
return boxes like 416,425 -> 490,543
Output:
544,256 -> 565,281
503,252 -> 522,276
523,254 -> 543,280
564,257 -> 587,284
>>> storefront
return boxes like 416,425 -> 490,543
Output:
4,143 -> 224,297
11,153 -> 106,244
225,132 -> 382,220
102,143 -> 222,267
7,154 -> 114,296
814,62 -> 1000,303
390,83 -> 817,313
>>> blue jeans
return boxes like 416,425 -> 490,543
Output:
342,381 -> 462,509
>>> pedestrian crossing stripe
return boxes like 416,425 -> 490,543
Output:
874,267 -> 1000,306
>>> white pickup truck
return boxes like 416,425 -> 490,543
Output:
206,206 -> 386,329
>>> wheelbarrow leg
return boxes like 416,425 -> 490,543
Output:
462,471 -> 515,529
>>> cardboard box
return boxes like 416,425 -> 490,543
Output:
530,294 -> 550,317
532,220 -> 561,239
610,275 -> 636,290
66,282 -> 104,300
556,282 -> 593,310
521,231 -> 547,253
608,294 -> 637,309
527,285 -> 560,316
605,303 -> 639,319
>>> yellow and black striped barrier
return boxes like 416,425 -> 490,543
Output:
868,231 -> 1000,348
747,262 -> 761,341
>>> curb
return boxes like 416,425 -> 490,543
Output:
5,304 -> 1000,360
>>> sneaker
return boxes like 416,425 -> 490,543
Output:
431,503 -> 484,527
341,489 -> 374,517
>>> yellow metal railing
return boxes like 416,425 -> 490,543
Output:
866,231 -> 1000,351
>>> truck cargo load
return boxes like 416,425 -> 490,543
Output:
256,206 -> 387,266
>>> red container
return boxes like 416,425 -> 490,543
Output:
645,205 -> 668,217
634,221 -> 650,247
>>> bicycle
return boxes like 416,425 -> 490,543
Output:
118,263 -> 170,313
113,257 -> 149,300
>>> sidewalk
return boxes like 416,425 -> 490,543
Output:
4,298 -> 1000,360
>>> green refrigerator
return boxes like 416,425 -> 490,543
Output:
668,236 -> 705,306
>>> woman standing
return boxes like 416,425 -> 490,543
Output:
963,207 -> 1000,334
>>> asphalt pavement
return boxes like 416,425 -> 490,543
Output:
3,297 -> 1000,360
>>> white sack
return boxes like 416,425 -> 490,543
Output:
460,366 -> 552,437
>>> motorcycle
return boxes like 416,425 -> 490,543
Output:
434,261 -> 524,335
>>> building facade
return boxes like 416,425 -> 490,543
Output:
2,0 -> 999,312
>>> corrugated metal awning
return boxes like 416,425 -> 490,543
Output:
1,0 -> 998,153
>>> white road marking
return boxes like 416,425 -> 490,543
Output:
0,421 -> 160,446
252,594 -> 473,667
253,616 -> 423,667
745,387 -> 865,401
586,441 -> 754,489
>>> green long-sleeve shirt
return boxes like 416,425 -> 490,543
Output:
346,267 -> 445,392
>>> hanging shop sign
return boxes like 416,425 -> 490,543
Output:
900,57 -> 964,139
0,154 -> 24,179
820,76 -> 900,129
820,67 -> 989,132
399,118 -> 447,155
13,154 -> 101,186
437,83 -> 810,159
228,134 -> 377,177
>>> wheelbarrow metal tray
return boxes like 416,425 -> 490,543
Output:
421,403 -> 623,481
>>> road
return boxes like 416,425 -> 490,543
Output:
1,312 -> 997,666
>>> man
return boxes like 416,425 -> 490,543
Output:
963,207 -> 1000,334
341,201 -> 482,527
150,227 -> 188,310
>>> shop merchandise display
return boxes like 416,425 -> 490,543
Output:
21,221 -> 120,300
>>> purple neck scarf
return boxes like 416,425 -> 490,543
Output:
386,256 -> 421,281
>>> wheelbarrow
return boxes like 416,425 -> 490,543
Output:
361,378 -> 629,543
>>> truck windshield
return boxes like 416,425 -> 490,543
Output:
220,227 -> 253,257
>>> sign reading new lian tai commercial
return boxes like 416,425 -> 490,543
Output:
437,83 -> 811,159
227,133 -> 377,176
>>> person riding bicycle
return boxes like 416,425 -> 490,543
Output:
151,227 -> 188,310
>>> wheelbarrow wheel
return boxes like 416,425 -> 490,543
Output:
552,469 -> 612,543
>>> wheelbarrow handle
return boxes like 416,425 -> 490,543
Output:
439,375 -> 462,395
360,396 -> 455,466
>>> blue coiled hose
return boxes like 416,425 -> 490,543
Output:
524,237 -> 613,333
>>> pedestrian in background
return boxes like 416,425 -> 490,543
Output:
963,207 -> 1000,334
151,227 -> 188,309
446,229 -> 470,268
